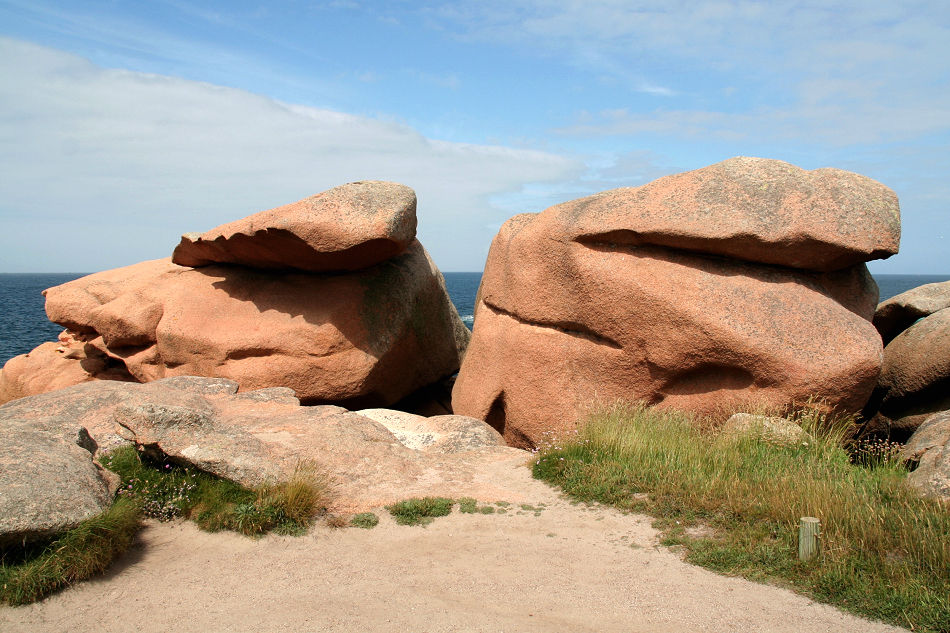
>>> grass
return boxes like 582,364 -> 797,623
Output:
0,498 -> 141,606
1,446 -> 331,606
350,512 -> 379,529
458,497 -> 497,514
101,446 -> 329,536
386,497 -> 454,526
532,402 -> 950,633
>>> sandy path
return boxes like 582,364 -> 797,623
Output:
2,463 -> 906,633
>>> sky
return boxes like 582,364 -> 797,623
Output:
0,0 -> 947,273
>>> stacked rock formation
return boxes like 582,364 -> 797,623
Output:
0,182 -> 469,408
453,157 -> 901,448
864,281 -> 950,440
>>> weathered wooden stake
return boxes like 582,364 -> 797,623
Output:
798,517 -> 821,561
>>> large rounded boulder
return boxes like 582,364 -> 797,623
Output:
453,157 -> 899,448
1,182 -> 469,409
865,308 -> 950,440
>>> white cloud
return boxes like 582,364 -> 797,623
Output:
0,38 -> 581,272
426,0 -> 950,145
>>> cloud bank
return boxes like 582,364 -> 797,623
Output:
0,37 -> 581,272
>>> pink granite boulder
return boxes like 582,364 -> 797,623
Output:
453,158 -> 895,448
35,241 -> 468,407
172,181 -> 417,272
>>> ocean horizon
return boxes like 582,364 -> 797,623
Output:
1,271 -> 948,365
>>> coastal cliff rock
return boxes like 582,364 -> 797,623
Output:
0,183 -> 468,408
0,331 -> 134,404
453,157 -> 898,448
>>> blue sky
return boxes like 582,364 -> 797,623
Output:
1,0 -> 947,273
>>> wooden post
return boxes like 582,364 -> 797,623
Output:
799,517 -> 820,561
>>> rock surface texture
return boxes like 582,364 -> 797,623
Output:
721,413 -> 810,447
873,280 -> 950,345
1,378 -> 525,515
0,331 -> 134,404
0,183 -> 469,408
0,411 -> 117,546
864,307 -> 950,440
172,181 -> 418,272
901,410 -> 950,502
453,157 -> 899,448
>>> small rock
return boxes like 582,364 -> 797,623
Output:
0,416 -> 117,546
721,413 -> 811,446
901,410 -> 950,502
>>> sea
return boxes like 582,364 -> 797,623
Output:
0,271 -> 947,366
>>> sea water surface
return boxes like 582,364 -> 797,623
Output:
1,271 -> 947,365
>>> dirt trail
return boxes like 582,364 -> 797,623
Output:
1,460 -> 906,633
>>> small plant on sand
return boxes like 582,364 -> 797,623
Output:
386,497 -> 453,526
533,401 -> 950,633
458,497 -> 498,514
350,512 -> 380,529
0,498 -> 141,606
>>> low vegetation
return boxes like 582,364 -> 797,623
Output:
0,498 -> 141,606
458,497 -> 496,514
532,402 -> 950,633
1,446 -> 329,606
350,512 -> 380,529
386,497 -> 454,525
101,446 -> 329,536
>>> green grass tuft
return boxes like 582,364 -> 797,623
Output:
0,498 -> 142,606
350,512 -> 379,529
1,447 -> 330,606
533,402 -> 950,633
101,446 -> 328,537
386,497 -> 453,526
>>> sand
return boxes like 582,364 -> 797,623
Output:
1,460 -> 907,633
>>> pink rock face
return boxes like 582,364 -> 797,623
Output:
873,280 -> 950,345
868,308 -> 950,438
547,156 -> 900,272
172,181 -> 417,272
0,333 -> 134,405
40,241 -> 469,407
453,159 -> 891,448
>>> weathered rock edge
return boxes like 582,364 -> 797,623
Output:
0,377 -> 528,518
902,410 -> 950,502
172,181 -> 418,272
453,157 -> 893,448
0,417 -> 118,546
